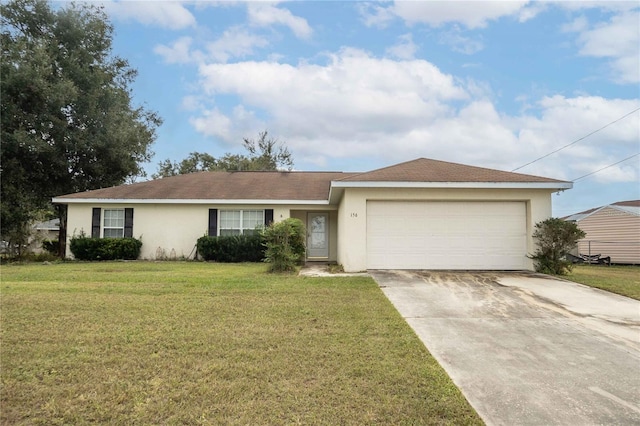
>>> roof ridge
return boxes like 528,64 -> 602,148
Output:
567,200 -> 640,217
338,157 -> 568,183
612,199 -> 640,206
337,158 -> 427,180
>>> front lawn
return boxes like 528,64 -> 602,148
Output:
563,264 -> 640,300
1,262 -> 482,425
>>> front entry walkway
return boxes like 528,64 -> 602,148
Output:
370,270 -> 640,426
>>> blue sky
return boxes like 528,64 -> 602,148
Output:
97,0 -> 639,216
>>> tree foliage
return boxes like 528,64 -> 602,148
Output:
530,218 -> 586,275
152,131 -> 293,178
1,0 -> 161,255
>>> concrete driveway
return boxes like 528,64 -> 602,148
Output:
370,270 -> 640,426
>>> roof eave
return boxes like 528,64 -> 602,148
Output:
330,181 -> 573,190
52,198 -> 330,205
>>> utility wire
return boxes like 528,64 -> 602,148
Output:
512,107 -> 640,172
572,152 -> 639,182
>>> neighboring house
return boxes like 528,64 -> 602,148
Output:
28,219 -> 60,254
52,158 -> 571,272
564,200 -> 640,264
34,218 -> 60,242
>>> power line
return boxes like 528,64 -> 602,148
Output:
512,107 -> 640,172
572,152 -> 640,182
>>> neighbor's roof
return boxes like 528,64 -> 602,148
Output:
53,157 -> 570,204
337,158 -> 567,183
564,200 -> 640,221
34,219 -> 60,230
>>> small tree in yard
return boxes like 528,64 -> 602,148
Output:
530,218 -> 585,275
262,218 -> 306,273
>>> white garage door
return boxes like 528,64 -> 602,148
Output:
367,201 -> 527,270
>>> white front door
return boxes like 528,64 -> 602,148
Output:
307,213 -> 329,259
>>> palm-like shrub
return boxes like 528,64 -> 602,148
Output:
530,218 -> 585,275
262,218 -> 306,272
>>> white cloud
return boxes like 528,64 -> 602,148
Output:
154,27 -> 269,65
207,27 -> 270,63
555,1 -> 638,13
247,2 -> 312,39
574,10 -> 640,84
103,1 -> 196,30
181,95 -> 202,111
387,1 -> 530,29
154,36 -> 197,64
438,26 -> 484,54
386,33 -> 418,60
188,49 -> 638,184
357,2 -> 396,28
190,108 -> 232,140
197,49 -> 467,136
508,95 -> 640,181
561,16 -> 589,33
517,2 -> 548,22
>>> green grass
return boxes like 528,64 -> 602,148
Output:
1,262 -> 482,425
563,264 -> 640,300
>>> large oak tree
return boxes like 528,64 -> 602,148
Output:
1,0 -> 161,255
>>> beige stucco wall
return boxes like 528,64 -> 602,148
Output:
66,204 -> 94,246
336,187 -> 554,272
64,188 -> 554,268
64,203 -> 335,260
66,203 -> 209,259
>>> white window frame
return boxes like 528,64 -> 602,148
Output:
219,210 -> 264,236
103,208 -> 125,238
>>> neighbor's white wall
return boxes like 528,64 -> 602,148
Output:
577,208 -> 640,264
336,187 -> 554,272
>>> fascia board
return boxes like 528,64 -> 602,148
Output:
52,198 -> 330,205
578,204 -> 640,221
330,181 -> 573,190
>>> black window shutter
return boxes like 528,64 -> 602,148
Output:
124,208 -> 134,238
208,209 -> 218,236
91,208 -> 101,238
265,209 -> 274,226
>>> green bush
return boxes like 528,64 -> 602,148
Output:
262,218 -> 306,273
69,234 -> 142,261
197,234 -> 264,262
530,218 -> 585,275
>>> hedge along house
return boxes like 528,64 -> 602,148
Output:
53,158 -> 571,272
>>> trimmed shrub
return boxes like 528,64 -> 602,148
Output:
262,218 -> 306,273
69,235 -> 142,261
530,218 -> 585,275
197,234 -> 264,262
